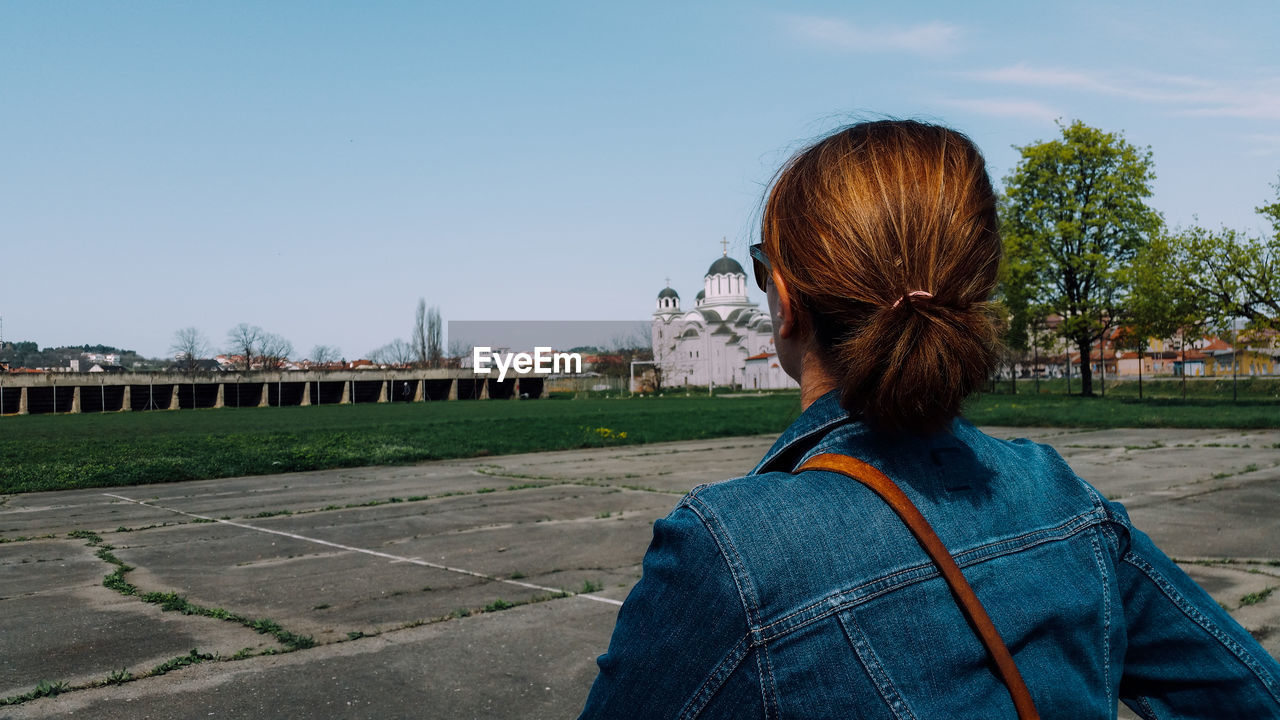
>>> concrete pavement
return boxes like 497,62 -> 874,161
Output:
1,428 -> 1277,718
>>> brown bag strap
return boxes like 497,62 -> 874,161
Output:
795,453 -> 1040,720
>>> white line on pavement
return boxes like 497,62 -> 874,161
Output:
102,492 -> 624,607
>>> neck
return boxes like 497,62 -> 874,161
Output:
798,346 -> 840,411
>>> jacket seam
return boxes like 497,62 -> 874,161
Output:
755,509 -> 1106,640
837,609 -> 920,720
1123,550 -> 1280,704
676,635 -> 753,720
1132,696 -> 1159,719
1088,526 -> 1114,708
682,498 -> 777,714
670,500 -> 765,719
759,640 -> 780,719
682,497 -> 762,627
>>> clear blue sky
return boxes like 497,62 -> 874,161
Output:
3,2 -> 1278,359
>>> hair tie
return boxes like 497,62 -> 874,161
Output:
891,290 -> 933,309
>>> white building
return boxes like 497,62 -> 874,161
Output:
651,251 -> 797,390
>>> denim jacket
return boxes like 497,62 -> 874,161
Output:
580,392 -> 1280,719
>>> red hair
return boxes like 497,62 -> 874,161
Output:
762,120 -> 1003,432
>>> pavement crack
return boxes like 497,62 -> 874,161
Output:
50,527 -> 320,693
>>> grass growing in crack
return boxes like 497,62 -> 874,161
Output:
246,618 -> 316,650
71,529 -> 317,653
103,668 -> 132,685
0,679 -> 70,706
579,580 -> 603,594
0,533 -> 56,543
151,649 -> 215,676
1241,587 -> 1276,606
247,509 -> 292,519
484,598 -> 516,612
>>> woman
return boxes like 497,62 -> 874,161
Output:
579,121 -> 1280,718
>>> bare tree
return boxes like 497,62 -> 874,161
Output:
427,305 -> 442,367
446,338 -> 470,368
259,332 -> 294,370
170,327 -> 210,373
310,345 -> 341,365
369,338 -> 414,367
226,323 -> 263,370
413,299 -> 428,367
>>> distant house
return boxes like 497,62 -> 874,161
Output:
1172,349 -> 1208,377
743,352 -> 792,390
164,359 -> 225,373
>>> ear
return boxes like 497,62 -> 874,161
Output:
771,268 -> 801,340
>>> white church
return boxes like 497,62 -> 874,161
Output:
651,248 -> 798,390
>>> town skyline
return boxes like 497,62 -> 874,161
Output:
3,2 -> 1278,358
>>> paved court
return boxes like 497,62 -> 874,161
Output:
1,427 -> 1278,718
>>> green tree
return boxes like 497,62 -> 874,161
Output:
995,212 -> 1046,393
1002,120 -> 1163,396
1156,188 -> 1280,334
1127,233 -> 1210,399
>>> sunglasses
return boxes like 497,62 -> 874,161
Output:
749,243 -> 771,292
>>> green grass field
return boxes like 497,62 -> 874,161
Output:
1,385 -> 1277,495
967,377 -> 1280,427
0,395 -> 803,494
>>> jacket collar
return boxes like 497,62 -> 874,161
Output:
749,390 -> 853,475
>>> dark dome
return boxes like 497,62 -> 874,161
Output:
707,256 -> 745,276
657,287 -> 679,299
695,289 -> 705,300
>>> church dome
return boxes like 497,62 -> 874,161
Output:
696,289 -> 705,300
657,287 -> 679,300
707,256 -> 745,276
